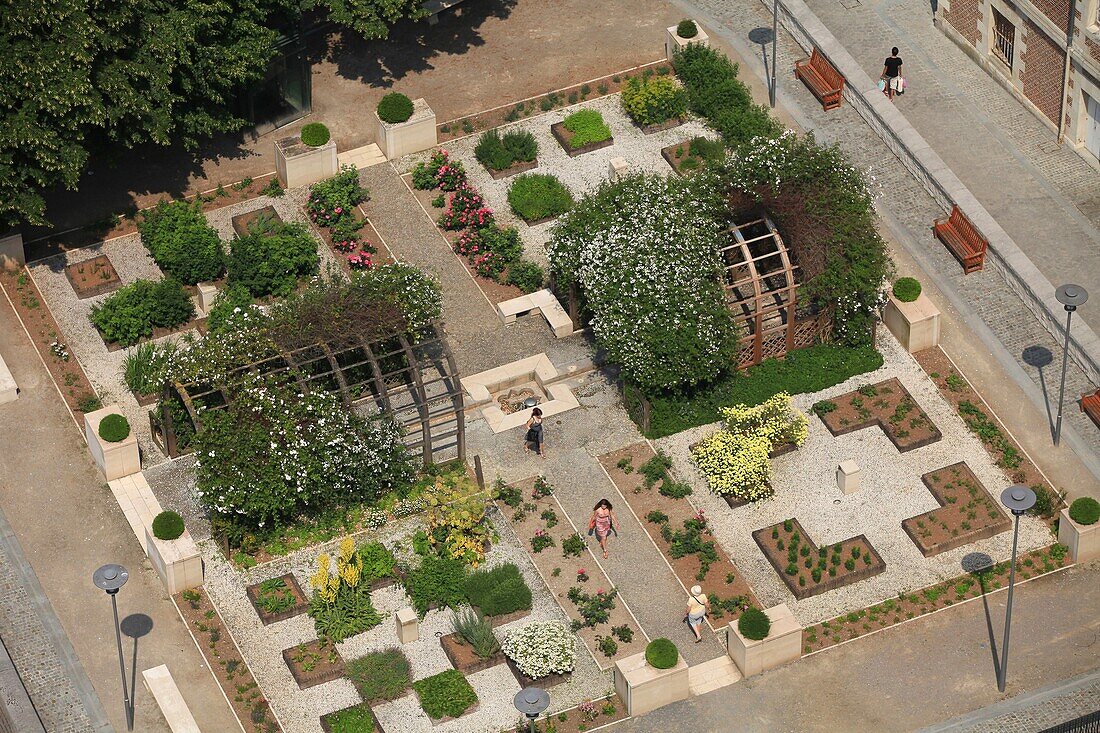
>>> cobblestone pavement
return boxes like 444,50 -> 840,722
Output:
681,0 -> 1100,469
921,669 -> 1100,732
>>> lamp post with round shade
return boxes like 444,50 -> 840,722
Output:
997,485 -> 1035,693
514,687 -> 550,733
93,564 -> 133,730
1054,284 -> 1088,446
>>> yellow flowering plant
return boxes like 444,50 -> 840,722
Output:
718,392 -> 807,448
307,537 -> 380,642
691,430 -> 772,501
424,474 -> 492,567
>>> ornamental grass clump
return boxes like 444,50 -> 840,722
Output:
501,621 -> 577,679
561,109 -> 612,148
737,606 -> 771,640
452,608 -> 500,658
122,340 -> 177,397
644,638 -> 678,669
152,510 -> 185,540
308,538 -> 382,642
1069,497 -> 1100,525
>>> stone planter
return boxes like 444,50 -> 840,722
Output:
84,405 -> 140,480
275,136 -> 338,189
665,23 -> 710,64
375,98 -> 437,160
883,292 -> 940,353
726,603 -> 802,677
0,232 -> 25,271
613,651 -> 689,716
1057,508 -> 1100,563
144,525 -> 203,595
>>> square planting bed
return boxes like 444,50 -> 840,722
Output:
504,656 -> 572,690
815,377 -> 942,452
282,639 -> 345,689
486,158 -> 539,180
550,122 -> 614,157
321,703 -> 386,733
246,573 -> 309,624
753,518 -> 885,600
231,205 -> 283,238
439,633 -> 506,674
639,117 -> 685,134
64,254 -> 121,298
901,462 -> 1011,557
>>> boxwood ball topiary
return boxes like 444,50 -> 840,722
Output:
677,19 -> 699,38
98,413 -> 131,443
1069,496 -> 1100,525
377,93 -> 414,124
644,638 -> 678,669
892,277 -> 922,302
300,122 -> 330,147
738,606 -> 771,640
152,510 -> 185,540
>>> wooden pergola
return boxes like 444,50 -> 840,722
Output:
150,319 -> 465,464
720,215 -> 831,369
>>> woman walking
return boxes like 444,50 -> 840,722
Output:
685,585 -> 709,643
524,407 -> 545,458
587,499 -> 620,559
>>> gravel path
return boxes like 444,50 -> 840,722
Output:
654,332 -> 1052,626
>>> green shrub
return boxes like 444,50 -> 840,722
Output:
561,109 -> 612,148
377,93 -> 414,124
148,278 -> 195,328
502,130 -> 537,162
138,200 -> 225,285
205,284 -> 255,334
98,413 -> 131,442
673,44 -> 780,146
413,670 -> 478,720
892,277 -> 921,302
228,219 -> 319,298
506,259 -> 545,293
346,648 -> 410,703
152,510 -> 185,540
91,279 -> 194,346
677,19 -> 698,38
1069,497 -> 1100,525
300,122 -> 330,147
644,638 -> 678,669
321,703 -> 376,733
464,563 -> 532,617
621,75 -> 688,127
688,136 -> 726,163
122,340 -> 176,397
359,542 -> 397,583
508,174 -> 574,222
738,606 -> 770,640
474,129 -> 538,172
405,555 -> 468,616
452,608 -> 500,658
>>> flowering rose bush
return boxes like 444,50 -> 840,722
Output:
438,183 -> 493,230
501,621 -> 577,679
347,251 -> 374,270
548,173 -> 737,392
307,166 -> 367,226
412,150 -> 461,190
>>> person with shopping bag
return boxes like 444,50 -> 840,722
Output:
881,47 -> 904,100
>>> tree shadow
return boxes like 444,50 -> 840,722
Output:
120,613 -> 154,726
1021,345 -> 1055,440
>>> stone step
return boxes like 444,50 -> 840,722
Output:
688,655 -> 741,697
338,143 -> 387,169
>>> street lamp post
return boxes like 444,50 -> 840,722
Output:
997,486 -> 1036,693
1053,284 -> 1088,445
770,0 -> 779,107
514,687 -> 550,733
93,564 -> 133,731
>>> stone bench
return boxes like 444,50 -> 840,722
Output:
497,289 -> 575,338
0,348 -> 16,404
142,665 -> 200,733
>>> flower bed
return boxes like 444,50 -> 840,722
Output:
550,110 -> 614,157
812,378 -> 942,452
496,477 -> 646,669
752,518 -> 885,600
245,573 -> 309,624
901,463 -> 1012,557
64,254 -> 121,298
599,443 -> 758,623
440,632 -> 506,675
508,696 -> 627,733
306,167 -> 390,273
321,703 -> 385,733
801,544 -> 1069,654
282,638 -> 346,689
346,648 -> 411,704
500,620 -> 576,688
412,669 -> 478,723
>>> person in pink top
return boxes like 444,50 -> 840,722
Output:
587,498 -> 620,559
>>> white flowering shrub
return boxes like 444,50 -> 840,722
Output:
501,621 -> 577,679
352,262 -> 442,336
691,430 -> 772,501
548,174 -> 737,391
719,392 -> 807,447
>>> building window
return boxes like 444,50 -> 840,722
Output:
991,8 -> 1015,68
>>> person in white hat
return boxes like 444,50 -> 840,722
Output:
685,585 -> 709,642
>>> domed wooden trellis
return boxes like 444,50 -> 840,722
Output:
720,215 -> 832,369
150,319 -> 465,465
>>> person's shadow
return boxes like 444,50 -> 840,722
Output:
120,614 -> 154,725
1021,345 -> 1056,440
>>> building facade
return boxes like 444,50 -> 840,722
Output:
938,0 -> 1100,167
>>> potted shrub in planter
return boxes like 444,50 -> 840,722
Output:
551,109 -> 614,157
1058,497 -> 1100,563
621,75 -> 689,133
725,604 -> 802,677
375,92 -> 437,159
275,121 -> 338,189
144,510 -> 204,594
666,19 -> 710,64
501,621 -> 576,688
84,407 -> 140,480
613,638 -> 689,716
883,276 -> 940,352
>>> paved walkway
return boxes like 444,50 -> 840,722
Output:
0,288 -> 240,733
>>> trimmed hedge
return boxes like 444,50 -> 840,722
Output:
893,277 -> 921,302
1069,497 -> 1100,525
645,638 -> 678,669
300,122 -> 330,147
377,93 -> 414,124
152,510 -> 185,540
464,563 -> 532,617
508,173 -> 573,222
98,413 -> 131,442
561,109 -> 612,148
738,606 -> 770,640
677,19 -> 698,38
138,199 -> 225,285
674,44 -> 779,146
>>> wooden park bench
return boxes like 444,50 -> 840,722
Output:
1081,389 -> 1100,428
933,205 -> 988,274
795,48 -> 844,111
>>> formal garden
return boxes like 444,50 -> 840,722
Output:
2,25 -> 1083,733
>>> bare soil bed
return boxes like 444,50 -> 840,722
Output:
231,205 -> 282,238
815,377 -> 942,452
282,638 -> 346,689
64,254 -> 121,298
901,462 -> 1011,557
753,517 -> 885,600
486,158 -> 539,180
245,573 -> 309,624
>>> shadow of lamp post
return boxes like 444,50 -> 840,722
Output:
1053,284 -> 1088,445
997,485 -> 1036,693
93,564 -> 133,731
514,687 -> 550,733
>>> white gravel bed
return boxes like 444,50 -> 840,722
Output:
200,510 -> 609,733
397,93 -> 717,268
27,194 -> 336,466
654,330 -> 1052,626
